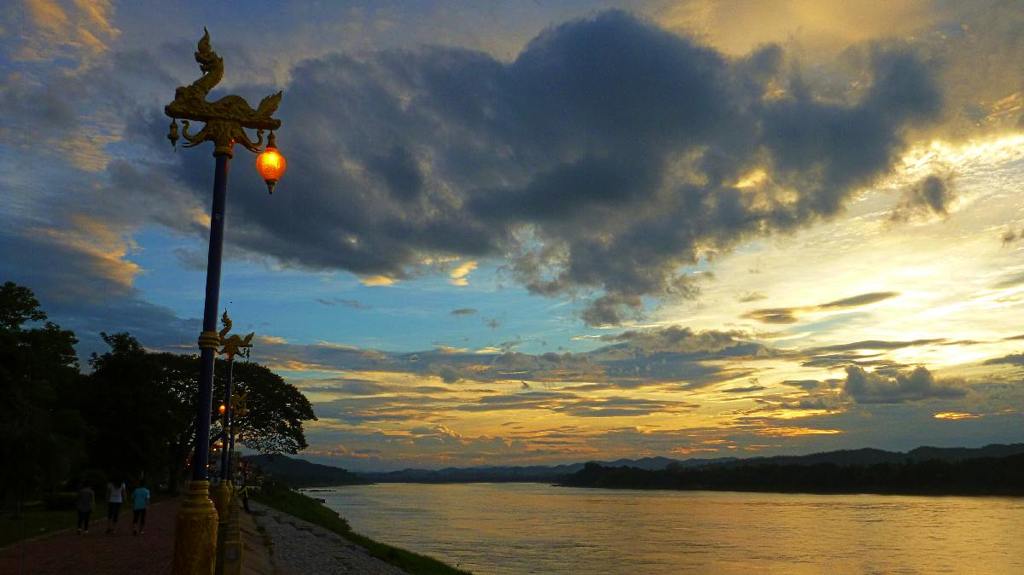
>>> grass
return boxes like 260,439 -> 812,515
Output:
253,480 -> 471,575
0,506 -> 71,548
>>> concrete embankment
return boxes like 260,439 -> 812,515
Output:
250,501 -> 409,575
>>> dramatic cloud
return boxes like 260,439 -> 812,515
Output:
843,366 -> 967,404
10,0 -> 120,62
316,298 -> 369,309
984,353 -> 1024,367
0,217 -> 197,356
136,11 -> 942,326
6,3 -> 1024,467
890,174 -> 956,221
737,291 -> 766,303
255,325 -> 768,389
744,291 -> 899,324
808,338 -> 945,353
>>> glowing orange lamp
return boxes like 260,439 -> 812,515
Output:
218,403 -> 226,415
255,131 -> 287,194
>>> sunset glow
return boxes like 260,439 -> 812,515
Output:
3,0 -> 1023,472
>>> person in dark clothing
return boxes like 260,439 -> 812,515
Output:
76,483 -> 95,534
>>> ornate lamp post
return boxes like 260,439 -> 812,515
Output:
229,391 -> 249,479
165,29 -> 285,575
217,311 -> 253,482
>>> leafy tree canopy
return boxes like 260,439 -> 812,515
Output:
0,282 -> 83,503
215,360 -> 316,455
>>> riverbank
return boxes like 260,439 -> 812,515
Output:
253,481 -> 470,575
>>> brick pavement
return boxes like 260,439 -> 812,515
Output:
0,500 -> 177,575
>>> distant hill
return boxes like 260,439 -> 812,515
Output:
358,456 -> 736,483
563,444 -> 1024,496
244,444 -> 1024,491
715,443 -> 1024,468
245,454 -> 369,488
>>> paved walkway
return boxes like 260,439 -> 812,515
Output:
0,500 -> 177,575
241,507 -> 274,575
0,499 -> 394,575
251,502 -> 408,575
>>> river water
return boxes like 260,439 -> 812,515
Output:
311,483 -> 1024,574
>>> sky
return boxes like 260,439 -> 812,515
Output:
1,0 -> 1023,471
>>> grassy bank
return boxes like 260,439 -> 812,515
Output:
0,507 -> 69,548
253,480 -> 471,575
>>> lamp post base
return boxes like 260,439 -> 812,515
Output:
172,480 -> 219,575
212,480 -> 232,518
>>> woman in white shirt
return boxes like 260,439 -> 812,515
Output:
105,479 -> 127,533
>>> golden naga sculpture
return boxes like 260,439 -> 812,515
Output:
218,311 -> 254,359
231,391 -> 249,418
165,28 -> 282,156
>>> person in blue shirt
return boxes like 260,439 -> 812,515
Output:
131,481 -> 151,535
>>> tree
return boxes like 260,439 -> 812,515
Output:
0,282 -> 84,507
84,335 -> 316,490
83,333 -> 193,487
214,359 -> 316,454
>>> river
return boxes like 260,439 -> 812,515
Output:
310,483 -> 1024,574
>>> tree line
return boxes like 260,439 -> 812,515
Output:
0,281 -> 316,508
563,455 -> 1024,495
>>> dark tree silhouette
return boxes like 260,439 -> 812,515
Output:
0,282 -> 85,508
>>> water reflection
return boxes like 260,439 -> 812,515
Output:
316,483 -> 1024,574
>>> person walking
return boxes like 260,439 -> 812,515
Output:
75,482 -> 94,534
105,478 -> 126,534
131,481 -> 151,535
238,482 -> 251,513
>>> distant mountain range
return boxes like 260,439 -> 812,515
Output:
245,454 -> 369,487
358,455 -> 737,483
245,443 -> 1024,490
563,443 -> 1024,496
712,443 -> 1024,468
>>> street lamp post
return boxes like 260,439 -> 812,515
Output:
216,308 -> 251,478
217,312 -> 252,483
165,29 -> 284,575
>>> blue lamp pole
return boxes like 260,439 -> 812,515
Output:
165,29 -> 284,575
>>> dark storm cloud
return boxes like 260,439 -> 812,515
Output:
808,338 -> 944,353
781,379 -> 831,391
450,308 -> 478,316
843,365 -> 967,404
744,291 -> 899,324
989,270 -> 1024,290
720,384 -> 767,393
737,291 -> 767,303
984,353 -> 1024,366
259,325 -> 768,389
743,308 -> 802,324
316,297 -> 369,309
800,354 -> 905,370
456,391 -> 577,412
820,292 -> 901,309
793,338 -> 980,370
139,11 -> 941,326
298,378 -> 393,395
599,325 -> 751,353
890,174 -> 956,221
555,397 -> 699,418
